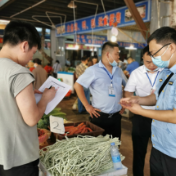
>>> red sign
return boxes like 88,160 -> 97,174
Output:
109,14 -> 115,26
98,17 -> 104,27
82,21 -> 87,30
91,18 -> 96,28
116,12 -> 121,23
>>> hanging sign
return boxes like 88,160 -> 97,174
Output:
75,34 -> 107,45
56,0 -> 150,37
118,41 -> 147,49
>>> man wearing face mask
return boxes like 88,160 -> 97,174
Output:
120,27 -> 176,176
74,41 -> 127,139
124,46 -> 163,176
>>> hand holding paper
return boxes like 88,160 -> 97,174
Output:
35,76 -> 71,115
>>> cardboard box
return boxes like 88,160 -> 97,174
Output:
39,162 -> 128,176
54,121 -> 105,140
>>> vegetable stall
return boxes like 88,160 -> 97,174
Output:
37,108 -> 128,176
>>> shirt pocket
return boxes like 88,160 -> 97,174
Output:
163,123 -> 176,149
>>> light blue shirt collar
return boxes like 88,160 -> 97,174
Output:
98,60 -> 117,76
170,64 -> 176,73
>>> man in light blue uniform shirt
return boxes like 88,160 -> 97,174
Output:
74,42 -> 127,139
120,27 -> 176,176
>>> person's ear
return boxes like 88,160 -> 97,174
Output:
21,41 -> 29,53
170,43 -> 176,54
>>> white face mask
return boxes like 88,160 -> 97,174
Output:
34,64 -> 37,68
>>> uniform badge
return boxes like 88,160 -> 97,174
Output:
159,79 -> 163,82
169,81 -> 173,85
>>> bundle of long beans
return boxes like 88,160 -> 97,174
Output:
40,135 -> 125,176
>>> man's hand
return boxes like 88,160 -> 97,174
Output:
119,107 -> 125,115
85,104 -> 101,118
41,87 -> 56,103
34,89 -> 42,94
120,96 -> 140,107
121,103 -> 143,115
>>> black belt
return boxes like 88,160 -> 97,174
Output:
98,111 -> 120,118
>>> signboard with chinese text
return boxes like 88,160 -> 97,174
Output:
56,0 -> 150,37
118,41 -> 147,49
75,34 -> 107,45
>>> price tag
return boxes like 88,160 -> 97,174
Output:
49,115 -> 65,134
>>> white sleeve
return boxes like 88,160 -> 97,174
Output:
124,71 -> 136,92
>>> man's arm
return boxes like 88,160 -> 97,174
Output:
121,103 -> 176,124
74,82 -> 100,118
16,83 -> 56,127
120,93 -> 157,107
124,91 -> 134,98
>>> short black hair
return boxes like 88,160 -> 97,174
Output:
142,45 -> 149,56
90,56 -> 98,60
127,56 -> 133,60
33,58 -> 41,65
81,56 -> 89,61
148,27 -> 176,45
3,20 -> 41,50
56,60 -> 60,64
102,41 -> 119,54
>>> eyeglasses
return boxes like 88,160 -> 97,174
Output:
149,43 -> 171,58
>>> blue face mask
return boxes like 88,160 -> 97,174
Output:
107,55 -> 117,67
151,46 -> 173,68
144,65 -> 159,72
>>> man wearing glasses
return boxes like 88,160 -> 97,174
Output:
120,27 -> 176,176
74,41 -> 127,140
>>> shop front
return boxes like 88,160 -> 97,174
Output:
55,0 -> 150,69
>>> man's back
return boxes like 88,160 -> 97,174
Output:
32,65 -> 47,89
75,62 -> 88,78
126,61 -> 139,74
0,58 -> 39,170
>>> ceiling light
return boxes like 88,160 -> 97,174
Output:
111,36 -> 117,42
68,1 -> 77,8
0,20 -> 9,25
75,44 -> 79,49
125,45 -> 137,50
85,44 -> 101,47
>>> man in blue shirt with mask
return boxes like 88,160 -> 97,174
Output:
120,27 -> 176,176
74,41 -> 127,139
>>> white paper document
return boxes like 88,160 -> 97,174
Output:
35,76 -> 71,115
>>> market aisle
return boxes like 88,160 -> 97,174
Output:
58,95 -> 152,176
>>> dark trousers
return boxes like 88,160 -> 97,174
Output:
89,111 -> 122,139
132,115 -> 152,176
150,147 -> 176,176
0,159 -> 39,176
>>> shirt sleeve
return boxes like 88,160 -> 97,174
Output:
11,73 -> 35,97
76,67 -> 95,88
120,69 -> 127,87
126,64 -> 130,72
124,71 -> 136,92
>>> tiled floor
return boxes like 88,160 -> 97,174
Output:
58,95 -> 152,176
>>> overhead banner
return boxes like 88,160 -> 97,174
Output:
118,41 -> 147,49
75,34 -> 107,45
56,0 -> 151,37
